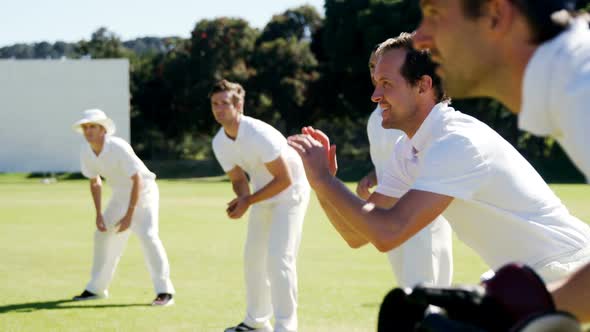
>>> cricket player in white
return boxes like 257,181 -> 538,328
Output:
289,34 -> 590,284
71,109 -> 175,306
356,49 -> 453,288
210,80 -> 310,332
413,0 -> 590,183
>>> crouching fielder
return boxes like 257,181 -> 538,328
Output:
210,80 -> 310,332
71,109 -> 175,306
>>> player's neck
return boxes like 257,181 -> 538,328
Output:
89,136 -> 105,156
486,47 -> 536,114
223,114 -> 242,140
486,26 -> 539,113
404,99 -> 436,139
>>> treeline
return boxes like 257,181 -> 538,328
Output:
3,0 -> 589,181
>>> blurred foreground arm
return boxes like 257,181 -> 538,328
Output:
552,263 -> 590,323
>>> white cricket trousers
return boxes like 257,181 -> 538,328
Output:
387,215 -> 453,288
242,187 -> 310,332
479,245 -> 590,284
529,245 -> 590,284
85,182 -> 175,296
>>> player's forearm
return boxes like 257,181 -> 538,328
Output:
366,169 -> 377,185
232,179 -> 251,197
247,174 -> 292,205
90,179 -> 102,215
552,264 -> 590,323
314,175 -> 404,252
317,194 -> 369,248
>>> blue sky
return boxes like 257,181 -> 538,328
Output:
0,0 -> 325,47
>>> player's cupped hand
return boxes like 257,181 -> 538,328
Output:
301,126 -> 337,176
226,196 -> 249,219
287,131 -> 334,188
356,172 -> 376,200
116,214 -> 132,233
96,214 -> 107,232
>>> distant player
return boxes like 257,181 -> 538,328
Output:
71,109 -> 175,306
355,45 -> 453,288
210,80 -> 310,332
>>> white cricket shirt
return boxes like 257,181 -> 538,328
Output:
212,115 -> 309,204
80,136 -> 157,202
368,105 -> 453,288
520,18 -> 590,182
367,105 -> 405,182
376,103 -> 590,270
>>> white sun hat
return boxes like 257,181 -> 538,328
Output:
72,109 -> 116,136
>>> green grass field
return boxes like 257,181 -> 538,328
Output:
1,175 -> 589,331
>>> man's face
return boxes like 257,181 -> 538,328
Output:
81,123 -> 106,144
210,91 -> 241,126
371,48 -> 420,131
414,0 -> 496,98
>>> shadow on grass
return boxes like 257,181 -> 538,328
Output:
0,299 -> 149,313
26,172 -> 86,180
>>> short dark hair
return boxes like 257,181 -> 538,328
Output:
209,79 -> 246,106
460,0 -> 574,43
368,42 -> 381,71
375,33 -> 448,103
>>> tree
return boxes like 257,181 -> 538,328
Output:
184,17 -> 259,134
250,37 -> 319,133
75,27 -> 132,59
578,0 -> 590,11
130,18 -> 260,159
246,6 -> 322,133
0,41 -> 77,59
257,5 -> 323,44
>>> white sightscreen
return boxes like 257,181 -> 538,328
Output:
0,59 -> 130,173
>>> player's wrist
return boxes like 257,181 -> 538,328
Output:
124,206 -> 135,218
313,173 -> 336,193
370,173 -> 377,184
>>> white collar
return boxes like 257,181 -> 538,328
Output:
223,114 -> 245,142
409,102 -> 451,156
88,136 -> 111,158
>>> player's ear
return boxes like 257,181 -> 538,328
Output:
483,0 -> 515,35
418,75 -> 433,94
